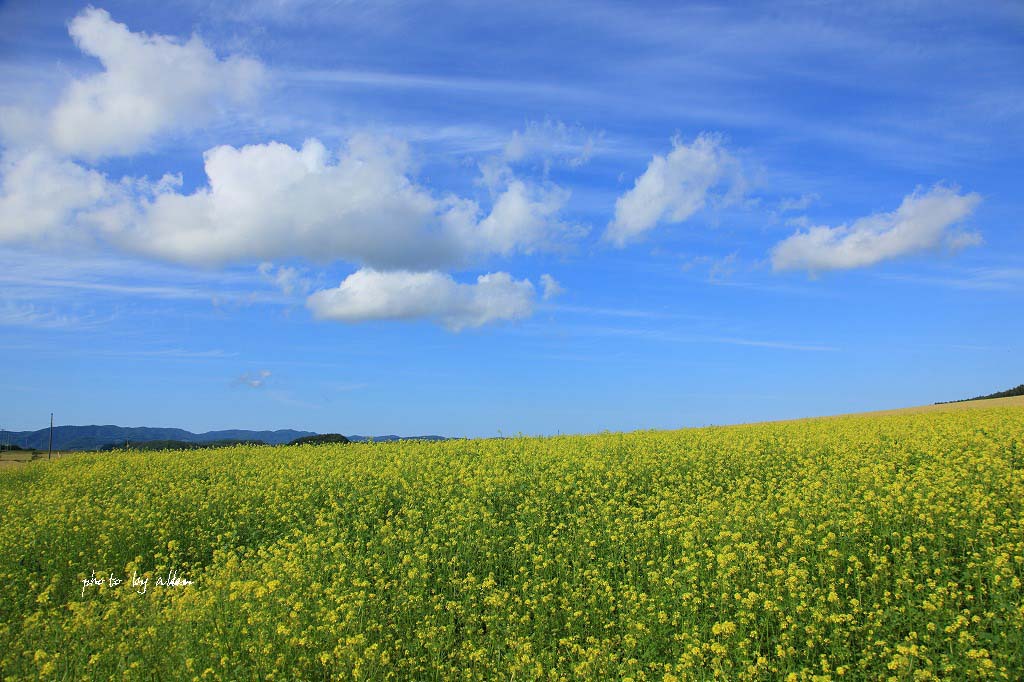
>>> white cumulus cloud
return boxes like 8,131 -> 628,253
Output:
111,136 -> 573,269
306,269 -> 536,331
0,9 -> 572,334
606,134 -> 742,247
0,150 -> 123,242
770,185 -> 982,273
50,7 -> 263,159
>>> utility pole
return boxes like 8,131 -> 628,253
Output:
48,413 -> 53,460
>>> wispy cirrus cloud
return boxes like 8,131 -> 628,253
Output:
0,343 -> 236,360
95,348 -> 236,359
546,323 -> 838,352
278,67 -> 589,101
0,275 -> 285,305
0,253 -> 290,306
876,266 -> 1024,291
0,301 -> 107,331
538,305 -> 666,320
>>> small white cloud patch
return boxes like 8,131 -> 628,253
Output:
258,263 -> 313,296
236,369 -> 271,388
777,193 -> 818,213
771,185 -> 982,273
306,269 -> 536,331
606,134 -> 742,247
539,274 -> 565,300
503,119 -> 598,168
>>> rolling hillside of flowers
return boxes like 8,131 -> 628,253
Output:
1,407 -> 1022,680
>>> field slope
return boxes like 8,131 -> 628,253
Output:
1,407 -> 1022,680
764,394 -> 1024,424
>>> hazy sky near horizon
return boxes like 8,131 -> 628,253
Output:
1,0 -> 1021,436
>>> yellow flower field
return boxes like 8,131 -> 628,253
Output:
1,407 -> 1022,680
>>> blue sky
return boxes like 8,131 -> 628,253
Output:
1,0 -> 1021,437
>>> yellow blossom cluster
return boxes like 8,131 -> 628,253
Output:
1,407 -> 1022,680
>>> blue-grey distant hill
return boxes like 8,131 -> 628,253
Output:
2,425 -> 316,451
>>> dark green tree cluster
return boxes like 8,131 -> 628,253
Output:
969,383 -> 1024,400
287,433 -> 351,446
938,383 -> 1024,404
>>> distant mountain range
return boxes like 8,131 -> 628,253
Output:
0,425 -> 451,451
1,425 -> 315,451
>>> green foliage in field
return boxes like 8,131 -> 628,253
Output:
97,439 -> 269,452
1,408 -> 1022,680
